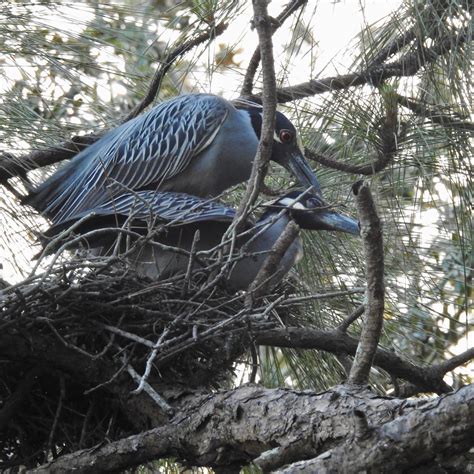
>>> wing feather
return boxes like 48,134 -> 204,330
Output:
38,94 -> 229,223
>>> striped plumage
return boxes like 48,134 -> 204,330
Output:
43,190 -> 359,291
24,94 -> 321,224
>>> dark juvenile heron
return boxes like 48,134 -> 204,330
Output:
24,94 -> 321,224
43,190 -> 359,291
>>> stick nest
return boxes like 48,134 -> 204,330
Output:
0,256 -> 297,468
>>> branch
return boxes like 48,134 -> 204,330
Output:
230,0 -> 278,233
245,220 -> 300,307
274,27 -> 470,102
305,86 -> 400,175
241,0 -> 307,97
348,182 -> 384,386
254,328 -> 451,394
396,93 -> 474,131
123,21 -> 228,122
434,347 -> 474,376
277,385 -> 474,473
30,384 -> 474,473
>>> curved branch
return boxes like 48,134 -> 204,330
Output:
348,182 -> 384,386
0,23 -> 228,186
123,21 -> 228,122
254,328 -> 451,394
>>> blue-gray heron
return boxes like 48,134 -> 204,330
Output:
24,94 -> 321,224
43,190 -> 359,291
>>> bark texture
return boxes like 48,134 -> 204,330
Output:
30,384 -> 474,473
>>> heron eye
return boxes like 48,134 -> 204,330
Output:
279,129 -> 293,143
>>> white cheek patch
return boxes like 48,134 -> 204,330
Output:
278,197 -> 307,210
274,131 -> 282,143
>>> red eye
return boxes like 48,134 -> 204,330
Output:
279,129 -> 293,143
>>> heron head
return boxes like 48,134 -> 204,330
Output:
269,190 -> 360,235
235,99 -> 322,196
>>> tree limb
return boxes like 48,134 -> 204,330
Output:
254,328 -> 451,394
277,385 -> 474,473
29,384 -> 474,473
348,181 -> 384,386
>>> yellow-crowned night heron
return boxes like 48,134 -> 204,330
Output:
43,190 -> 359,291
24,94 -> 321,224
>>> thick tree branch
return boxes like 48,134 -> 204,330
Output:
30,384 -> 474,473
278,385 -> 474,473
348,182 -> 384,386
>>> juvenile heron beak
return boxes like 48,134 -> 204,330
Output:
309,209 -> 360,235
287,151 -> 322,197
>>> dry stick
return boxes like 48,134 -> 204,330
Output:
125,363 -> 174,416
280,287 -> 365,306
123,21 -> 227,123
347,182 -> 384,386
245,221 -> 300,308
241,0 -> 307,97
0,23 -> 227,184
45,376 -> 65,462
338,304 -> 365,333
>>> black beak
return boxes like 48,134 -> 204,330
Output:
306,209 -> 360,235
287,151 -> 323,197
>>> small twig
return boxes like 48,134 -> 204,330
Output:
281,288 -> 365,307
132,328 -> 170,395
274,27 -> 470,103
182,229 -> 200,296
126,364 -> 174,416
45,376 -> 65,462
100,324 -> 155,348
396,94 -> 474,131
249,341 -> 259,383
434,347 -> 474,376
348,182 -> 384,387
338,304 -> 366,333
241,0 -> 307,97
123,21 -> 227,122
245,221 -> 300,308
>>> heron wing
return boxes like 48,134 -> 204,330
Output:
41,95 -> 229,222
92,191 -> 237,224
